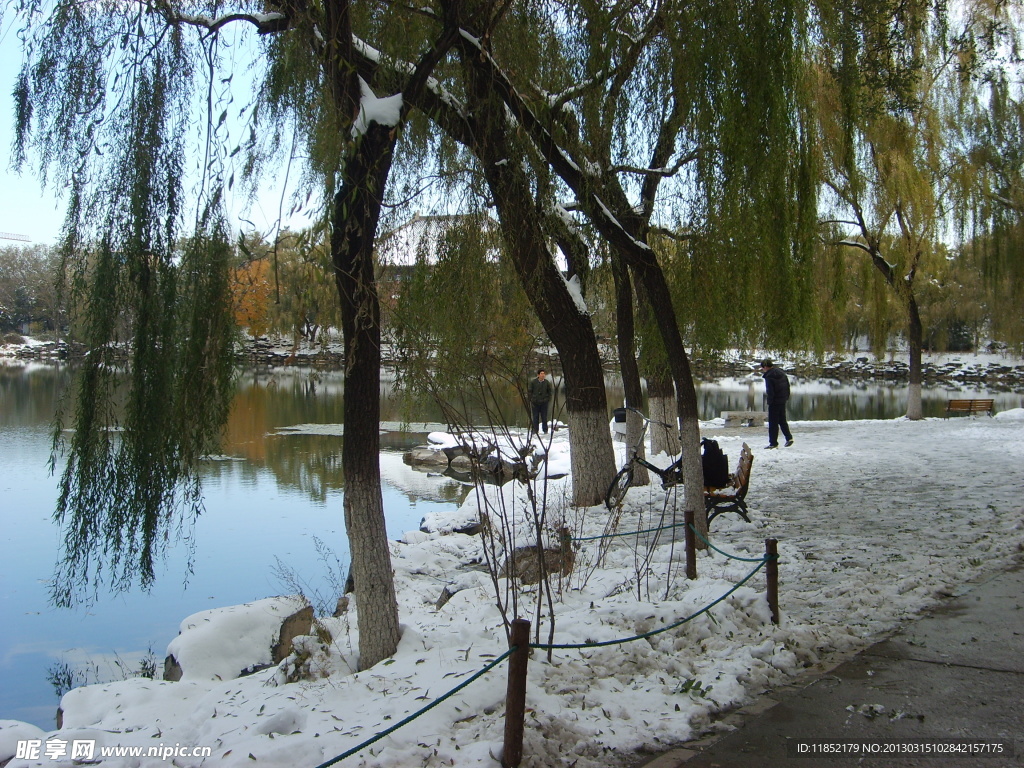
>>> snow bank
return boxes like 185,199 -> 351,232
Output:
165,596 -> 308,681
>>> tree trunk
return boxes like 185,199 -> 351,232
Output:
906,293 -> 924,420
331,122 -> 402,670
647,369 -> 680,457
462,49 -> 615,507
612,255 -> 649,486
633,262 -> 708,545
321,5 -> 457,670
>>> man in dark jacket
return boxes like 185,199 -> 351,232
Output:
528,369 -> 554,434
760,359 -> 793,449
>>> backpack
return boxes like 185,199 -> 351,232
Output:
701,438 -> 730,488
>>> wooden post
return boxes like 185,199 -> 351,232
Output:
684,509 -> 697,580
502,619 -> 531,768
765,538 -> 779,625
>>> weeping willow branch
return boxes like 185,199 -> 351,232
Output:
50,220 -> 237,607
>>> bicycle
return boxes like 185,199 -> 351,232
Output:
605,407 -> 684,510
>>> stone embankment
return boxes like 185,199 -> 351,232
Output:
694,353 -> 1024,390
5,336 -> 1024,390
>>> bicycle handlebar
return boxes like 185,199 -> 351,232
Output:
620,406 -> 678,432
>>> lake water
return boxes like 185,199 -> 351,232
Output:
1,362 -> 1021,728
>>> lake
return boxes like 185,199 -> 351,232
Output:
1,362 -> 1021,728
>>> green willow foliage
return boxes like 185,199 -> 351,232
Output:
13,2 -> 238,604
51,226 -> 236,606
390,215 -> 539,419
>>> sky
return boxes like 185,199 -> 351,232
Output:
0,389 -> 1022,767
0,27 -> 63,246
0,20 -> 314,249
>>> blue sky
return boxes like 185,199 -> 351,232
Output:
0,19 -> 315,248
1,27 -> 64,246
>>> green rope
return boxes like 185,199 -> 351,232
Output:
530,559 -> 768,651
688,523 -> 769,563
573,520 -> 689,542
313,647 -> 516,767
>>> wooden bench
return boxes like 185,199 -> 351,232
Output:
945,399 -> 995,417
721,410 -> 767,427
705,442 -> 753,525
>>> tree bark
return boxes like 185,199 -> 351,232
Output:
611,255 -> 649,486
647,369 -> 680,457
322,6 -> 458,669
331,122 -> 402,670
906,292 -> 924,420
460,43 -> 616,507
442,43 -> 709,538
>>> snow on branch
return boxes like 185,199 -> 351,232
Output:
836,239 -> 875,255
609,149 -> 698,179
455,25 -> 660,261
166,10 -> 288,35
595,196 -> 652,252
352,77 -> 403,136
352,35 -> 467,119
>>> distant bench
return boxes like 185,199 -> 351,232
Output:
945,399 -> 995,417
721,411 -> 767,427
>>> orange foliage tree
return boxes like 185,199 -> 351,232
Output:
230,258 -> 273,339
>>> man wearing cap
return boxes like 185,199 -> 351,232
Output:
760,359 -> 793,449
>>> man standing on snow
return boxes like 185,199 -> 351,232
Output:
760,359 -> 793,449
528,368 -> 554,434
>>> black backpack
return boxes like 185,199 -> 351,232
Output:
701,438 -> 730,488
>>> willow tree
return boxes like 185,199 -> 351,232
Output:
357,0 -> 620,508
813,0 -> 1018,417
12,0 -> 460,669
962,75 -> 1024,350
428,0 -> 817,540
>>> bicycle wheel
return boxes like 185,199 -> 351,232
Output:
605,464 -> 635,510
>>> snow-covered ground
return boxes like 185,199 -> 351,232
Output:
2,408 -> 1023,768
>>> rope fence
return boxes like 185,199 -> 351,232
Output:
313,648 -> 515,768
530,557 -> 769,651
572,519 -> 690,542
688,522 -> 768,562
312,514 -> 781,768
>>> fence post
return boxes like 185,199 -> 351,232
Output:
765,538 -> 779,625
684,509 -> 697,580
502,619 -> 531,768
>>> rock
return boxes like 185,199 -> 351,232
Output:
271,605 -> 315,664
449,454 -> 473,472
403,447 -> 450,467
501,532 -> 576,585
333,596 -> 350,616
435,586 -> 457,610
162,596 -> 312,682
163,654 -> 183,682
